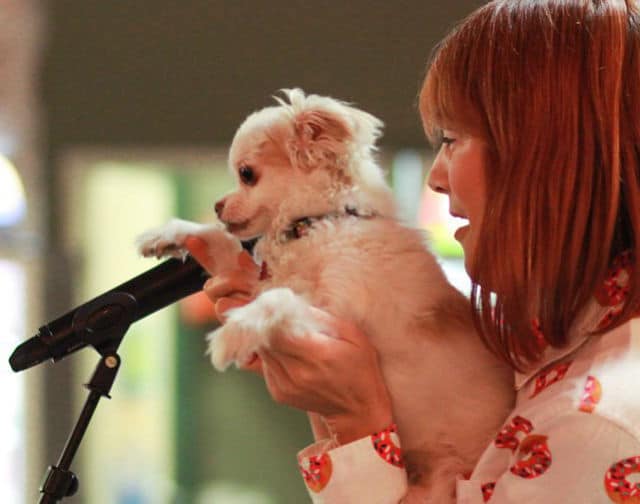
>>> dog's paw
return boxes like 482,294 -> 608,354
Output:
206,326 -> 234,371
136,218 -> 225,260
206,288 -> 327,371
206,317 -> 265,371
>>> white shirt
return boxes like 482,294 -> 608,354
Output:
297,257 -> 640,503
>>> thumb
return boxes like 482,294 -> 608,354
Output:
308,307 -> 365,344
237,250 -> 259,273
185,236 -> 216,274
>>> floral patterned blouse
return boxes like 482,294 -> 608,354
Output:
297,253 -> 640,503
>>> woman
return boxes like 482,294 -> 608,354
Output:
188,0 -> 640,501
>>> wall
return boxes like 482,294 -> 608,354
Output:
41,1 -> 484,150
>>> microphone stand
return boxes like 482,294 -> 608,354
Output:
38,291 -> 137,503
25,245 -> 256,501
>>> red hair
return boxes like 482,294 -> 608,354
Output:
420,0 -> 640,371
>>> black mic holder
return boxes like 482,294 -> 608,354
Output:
39,290 -> 135,503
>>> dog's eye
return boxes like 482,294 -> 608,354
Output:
238,165 -> 257,186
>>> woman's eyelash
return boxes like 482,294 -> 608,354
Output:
431,131 -> 456,149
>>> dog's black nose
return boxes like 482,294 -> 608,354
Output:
214,200 -> 225,217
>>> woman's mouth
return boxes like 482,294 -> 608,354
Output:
454,224 -> 469,242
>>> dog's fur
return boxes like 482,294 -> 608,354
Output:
137,89 -> 513,503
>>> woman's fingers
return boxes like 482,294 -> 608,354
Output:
182,242 -> 259,322
202,268 -> 257,321
265,309 -> 365,361
184,236 -> 217,274
259,349 -> 304,407
237,250 -> 259,271
204,270 -> 257,300
308,306 -> 369,347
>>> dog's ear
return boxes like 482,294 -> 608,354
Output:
288,109 -> 352,173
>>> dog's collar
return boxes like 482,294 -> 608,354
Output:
279,205 -> 377,243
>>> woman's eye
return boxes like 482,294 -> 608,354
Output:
437,135 -> 457,154
239,165 -> 257,186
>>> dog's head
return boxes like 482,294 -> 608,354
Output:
215,88 -> 394,240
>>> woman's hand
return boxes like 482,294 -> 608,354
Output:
185,236 -> 264,374
185,236 -> 259,322
258,308 -> 394,445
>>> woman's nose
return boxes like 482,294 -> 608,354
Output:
427,154 -> 449,195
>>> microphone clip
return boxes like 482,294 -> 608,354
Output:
70,291 -> 137,359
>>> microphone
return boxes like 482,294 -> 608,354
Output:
9,256 -> 209,372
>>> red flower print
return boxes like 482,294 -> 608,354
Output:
299,452 -> 333,493
481,481 -> 496,502
598,304 -> 630,331
509,434 -> 552,479
530,361 -> 572,398
371,424 -> 404,468
604,456 -> 640,503
578,375 -> 602,413
495,415 -> 534,453
595,251 -> 632,308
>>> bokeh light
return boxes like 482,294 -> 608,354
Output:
0,155 -> 26,227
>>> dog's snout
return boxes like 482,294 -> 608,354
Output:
215,199 -> 225,217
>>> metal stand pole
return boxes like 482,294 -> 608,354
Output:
39,353 -> 121,503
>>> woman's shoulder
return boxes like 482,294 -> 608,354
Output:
515,316 -> 640,439
576,317 -> 640,435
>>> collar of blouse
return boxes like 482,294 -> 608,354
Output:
514,251 -> 634,390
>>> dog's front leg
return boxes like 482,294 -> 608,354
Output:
136,218 -> 242,274
207,287 -> 326,371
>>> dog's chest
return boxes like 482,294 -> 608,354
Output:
255,218 -> 362,305
253,245 -> 321,300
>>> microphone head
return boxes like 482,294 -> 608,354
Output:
9,335 -> 51,372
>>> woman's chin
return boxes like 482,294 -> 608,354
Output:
455,226 -> 477,279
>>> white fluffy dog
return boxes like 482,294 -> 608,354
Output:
137,89 -> 513,502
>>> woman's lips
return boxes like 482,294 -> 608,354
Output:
454,224 -> 469,241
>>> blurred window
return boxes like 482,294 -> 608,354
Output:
0,259 -> 26,504
391,149 -> 470,294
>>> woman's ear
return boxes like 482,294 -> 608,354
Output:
287,109 -> 352,172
